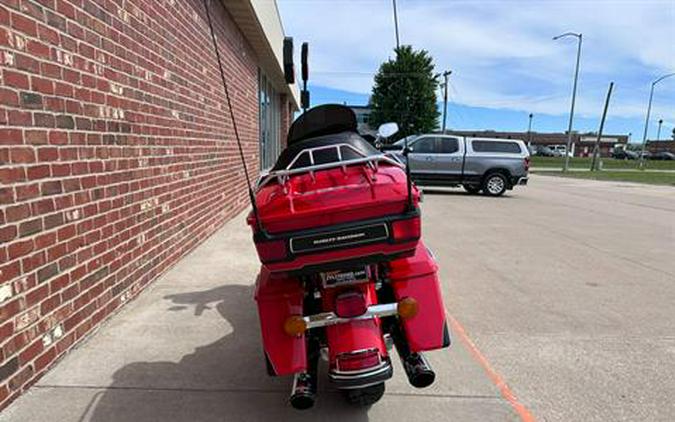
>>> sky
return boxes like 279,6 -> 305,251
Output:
277,0 -> 675,142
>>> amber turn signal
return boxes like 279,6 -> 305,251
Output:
283,315 -> 307,336
397,297 -> 419,320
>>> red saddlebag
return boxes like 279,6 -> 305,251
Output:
254,266 -> 306,376
389,242 -> 450,352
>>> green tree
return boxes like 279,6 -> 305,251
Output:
369,46 -> 440,141
672,127 -> 675,140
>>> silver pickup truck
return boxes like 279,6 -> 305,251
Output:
392,135 -> 530,196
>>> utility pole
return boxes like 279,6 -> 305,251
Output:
441,70 -> 452,133
639,72 -> 675,168
590,82 -> 614,171
527,113 -> 534,148
553,32 -> 583,172
392,0 -> 400,50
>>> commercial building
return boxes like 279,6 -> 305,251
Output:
646,140 -> 675,153
446,130 -> 629,157
349,105 -> 373,133
0,0 -> 297,408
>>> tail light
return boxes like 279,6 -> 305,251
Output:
336,349 -> 381,372
283,315 -> 307,336
255,239 -> 287,262
397,297 -> 419,320
335,291 -> 367,318
391,216 -> 421,242
524,156 -> 530,171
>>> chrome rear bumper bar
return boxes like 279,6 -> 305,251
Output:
328,359 -> 393,389
303,303 -> 398,330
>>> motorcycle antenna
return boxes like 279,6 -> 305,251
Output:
202,0 -> 262,232
404,136 -> 413,210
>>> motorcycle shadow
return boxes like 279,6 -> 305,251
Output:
84,283 -> 371,422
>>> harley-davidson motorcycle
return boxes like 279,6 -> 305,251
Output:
199,0 -> 449,408
247,104 -> 451,409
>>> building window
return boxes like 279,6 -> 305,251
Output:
259,70 -> 280,170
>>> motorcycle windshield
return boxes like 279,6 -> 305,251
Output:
287,104 -> 358,145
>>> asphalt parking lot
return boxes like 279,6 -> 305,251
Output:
1,174 -> 673,421
423,174 -> 675,421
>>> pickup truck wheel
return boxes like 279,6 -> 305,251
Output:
463,185 -> 481,194
483,173 -> 507,196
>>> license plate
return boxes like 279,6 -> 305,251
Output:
320,267 -> 370,288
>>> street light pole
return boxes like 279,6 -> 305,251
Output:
639,72 -> 675,168
656,119 -> 663,142
553,32 -> 582,172
441,70 -> 452,133
392,0 -> 400,50
527,113 -> 533,148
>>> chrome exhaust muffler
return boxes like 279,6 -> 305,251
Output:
401,352 -> 436,388
289,371 -> 317,410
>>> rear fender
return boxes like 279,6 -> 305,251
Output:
322,283 -> 387,369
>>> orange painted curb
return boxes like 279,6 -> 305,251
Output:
446,312 -> 536,422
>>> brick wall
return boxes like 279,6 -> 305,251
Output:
0,0 -> 270,409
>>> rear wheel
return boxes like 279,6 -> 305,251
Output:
343,383 -> 386,407
463,184 -> 481,194
482,173 -> 508,196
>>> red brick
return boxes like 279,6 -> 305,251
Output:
5,204 -> 30,223
0,261 -> 21,284
0,298 -> 25,325
15,183 -> 40,201
10,147 -> 35,164
40,180 -> 62,196
2,71 -> 30,89
31,198 -> 54,215
0,225 -> 17,243
0,167 -> 26,184
33,347 -> 56,372
20,340 -> 43,365
11,12 -> 38,37
0,188 -> 13,205
0,129 -> 23,145
0,88 -> 19,107
20,91 -> 43,109
19,218 -> 42,237
8,239 -> 34,260
7,110 -> 32,126
34,113 -> 55,128
26,165 -> 50,180
30,77 -> 54,95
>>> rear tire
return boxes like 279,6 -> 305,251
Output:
463,184 -> 481,194
482,173 -> 508,197
343,383 -> 385,407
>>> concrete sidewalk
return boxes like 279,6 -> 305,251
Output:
0,213 -> 519,422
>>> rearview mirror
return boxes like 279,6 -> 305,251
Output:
377,122 -> 399,139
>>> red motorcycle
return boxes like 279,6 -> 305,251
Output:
248,105 -> 450,408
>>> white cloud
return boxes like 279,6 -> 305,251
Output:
278,0 -> 674,120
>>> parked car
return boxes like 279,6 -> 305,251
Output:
639,151 -> 652,160
612,149 -> 639,160
652,151 -> 675,160
549,144 -> 573,157
533,145 -> 559,157
391,135 -> 529,196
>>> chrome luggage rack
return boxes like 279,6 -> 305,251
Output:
257,143 -> 404,191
